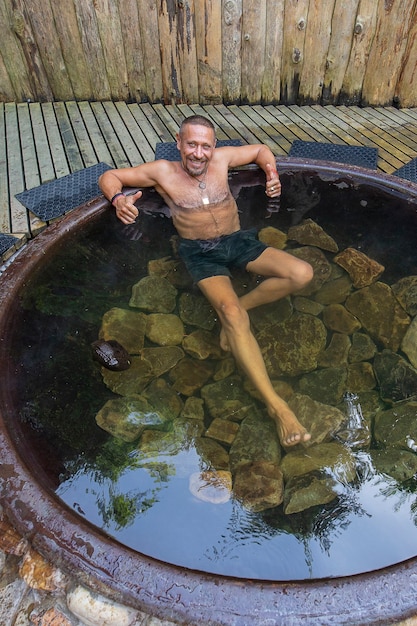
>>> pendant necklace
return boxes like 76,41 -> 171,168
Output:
181,162 -> 208,190
181,162 -> 219,232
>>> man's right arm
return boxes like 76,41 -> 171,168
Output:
99,162 -> 163,225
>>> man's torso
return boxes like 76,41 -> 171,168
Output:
153,155 -> 241,240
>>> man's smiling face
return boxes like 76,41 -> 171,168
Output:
177,124 -> 216,177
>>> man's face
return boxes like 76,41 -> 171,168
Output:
177,124 -> 216,177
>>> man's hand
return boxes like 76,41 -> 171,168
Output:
113,190 -> 142,224
265,163 -> 281,198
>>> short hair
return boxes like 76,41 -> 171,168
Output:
179,115 -> 216,138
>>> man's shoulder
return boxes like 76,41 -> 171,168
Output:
212,145 -> 244,166
146,158 -> 180,179
214,143 -> 262,168
151,158 -> 179,169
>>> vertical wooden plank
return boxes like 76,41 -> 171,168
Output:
322,0 -> 359,104
136,0 -> 164,102
157,0 -> 198,103
298,0 -> 333,105
361,0 -> 415,106
280,0 -> 309,104
262,0 -> 284,104
73,0 -> 111,101
24,0 -> 75,100
0,0 -> 36,101
93,0 -> 129,101
158,0 -> 183,102
0,50 -> 16,102
177,0 -> 199,102
49,0 -> 92,100
222,0 -> 242,104
6,0 -> 53,101
395,4 -> 417,108
194,0 -> 222,104
339,0 -> 378,105
241,0 -> 266,103
116,0 -> 147,102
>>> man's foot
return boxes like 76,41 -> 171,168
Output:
268,405 -> 311,448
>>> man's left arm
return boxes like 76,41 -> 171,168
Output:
222,144 -> 281,198
253,145 -> 281,198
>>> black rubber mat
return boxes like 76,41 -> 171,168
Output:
392,157 -> 417,183
0,233 -> 19,256
15,162 -> 112,221
155,139 -> 243,161
289,141 -> 378,169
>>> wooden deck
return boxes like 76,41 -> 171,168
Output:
1,101 -> 417,261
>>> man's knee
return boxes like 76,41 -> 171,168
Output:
219,301 -> 250,333
293,260 -> 314,289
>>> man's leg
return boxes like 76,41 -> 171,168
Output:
219,247 -> 313,351
242,246 -> 313,311
197,274 -> 311,447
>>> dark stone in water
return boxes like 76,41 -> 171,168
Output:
91,339 -> 131,371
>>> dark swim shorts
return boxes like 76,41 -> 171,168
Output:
178,228 -> 268,283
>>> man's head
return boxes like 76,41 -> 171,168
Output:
176,116 -> 217,178
178,115 -> 216,138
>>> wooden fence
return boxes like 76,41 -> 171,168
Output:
1,0 -> 417,107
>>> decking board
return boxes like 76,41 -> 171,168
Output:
5,103 -> 29,235
0,103 -> 10,233
2,102 -> 417,263
77,101 -> 114,166
65,101 -> 100,168
41,103 -> 70,179
53,102 -> 84,173
102,101 -> 144,167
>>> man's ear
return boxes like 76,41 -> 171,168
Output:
176,133 -> 181,148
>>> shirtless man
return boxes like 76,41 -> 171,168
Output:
99,115 -> 313,447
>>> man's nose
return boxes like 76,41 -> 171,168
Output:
194,145 -> 203,158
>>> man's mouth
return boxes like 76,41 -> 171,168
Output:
187,159 -> 207,174
189,158 -> 206,166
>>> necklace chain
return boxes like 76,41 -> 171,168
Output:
180,162 -> 219,234
181,162 -> 208,189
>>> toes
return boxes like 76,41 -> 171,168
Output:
282,430 -> 310,448
284,433 -> 300,447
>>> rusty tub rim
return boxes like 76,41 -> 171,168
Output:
2,158 -> 417,625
